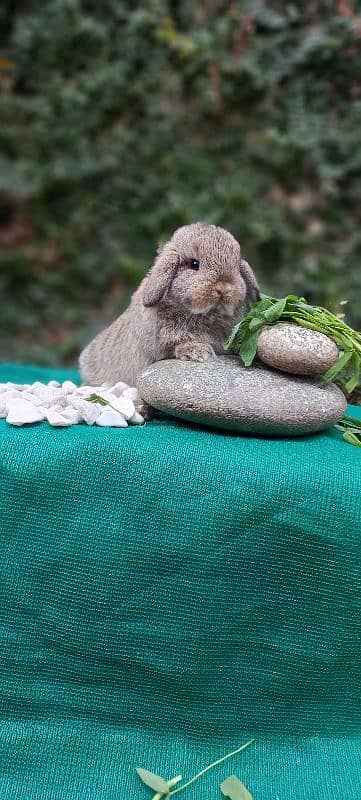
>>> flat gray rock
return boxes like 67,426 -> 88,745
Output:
257,322 -> 339,376
137,356 -> 347,436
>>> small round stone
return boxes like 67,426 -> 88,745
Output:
257,322 -> 339,376
137,356 -> 346,436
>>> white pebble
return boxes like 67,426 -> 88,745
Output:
67,392 -> 82,404
52,392 -> 67,406
76,385 -> 94,396
46,409 -> 74,427
72,398 -> 103,425
32,385 -> 55,401
122,386 -> 141,404
108,395 -> 135,420
0,380 -> 144,430
129,410 -> 145,425
1,382 -> 29,391
6,399 -> 46,426
61,380 -> 78,393
96,408 -> 128,427
109,381 -> 129,397
61,407 -> 82,424
97,389 -> 116,402
1,390 -> 21,401
22,391 -> 42,405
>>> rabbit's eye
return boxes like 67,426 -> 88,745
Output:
190,259 -> 200,270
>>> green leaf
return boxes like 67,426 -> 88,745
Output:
335,415 -> 361,449
85,393 -> 108,406
342,415 -> 361,429
238,331 -> 260,366
220,774 -> 254,799
336,423 -> 361,434
255,295 -> 276,310
343,431 -> 361,448
293,301 -> 317,314
262,297 -> 288,322
224,320 -> 244,350
136,768 -> 170,794
345,374 -> 361,394
319,350 -> 353,386
285,294 -> 303,303
248,316 -> 265,331
344,352 -> 361,393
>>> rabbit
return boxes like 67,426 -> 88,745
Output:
79,222 -> 260,393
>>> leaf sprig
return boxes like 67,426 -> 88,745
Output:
136,739 -> 254,799
224,294 -> 361,393
335,415 -> 361,448
85,392 -> 118,411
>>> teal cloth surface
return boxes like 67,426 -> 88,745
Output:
0,362 -> 361,799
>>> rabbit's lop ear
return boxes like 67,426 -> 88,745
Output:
240,258 -> 261,303
143,245 -> 180,307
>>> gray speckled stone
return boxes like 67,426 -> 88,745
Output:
257,322 -> 339,376
137,356 -> 346,436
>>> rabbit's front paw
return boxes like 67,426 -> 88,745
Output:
175,342 -> 216,362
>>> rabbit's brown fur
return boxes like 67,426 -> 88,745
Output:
79,223 -> 260,387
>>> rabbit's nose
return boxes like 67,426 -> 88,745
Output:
215,283 -> 226,298
215,283 -> 232,301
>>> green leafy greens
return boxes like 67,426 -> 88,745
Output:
224,294 -> 361,393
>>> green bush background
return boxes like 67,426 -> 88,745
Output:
0,0 -> 360,366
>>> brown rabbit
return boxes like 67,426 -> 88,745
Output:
79,222 -> 260,388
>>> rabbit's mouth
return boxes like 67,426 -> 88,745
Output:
188,281 -> 242,317
217,301 -> 237,318
189,300 -> 237,317
189,303 -> 216,315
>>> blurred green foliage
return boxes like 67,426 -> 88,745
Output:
0,0 -> 360,365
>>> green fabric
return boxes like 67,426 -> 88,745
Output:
0,362 -> 361,799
